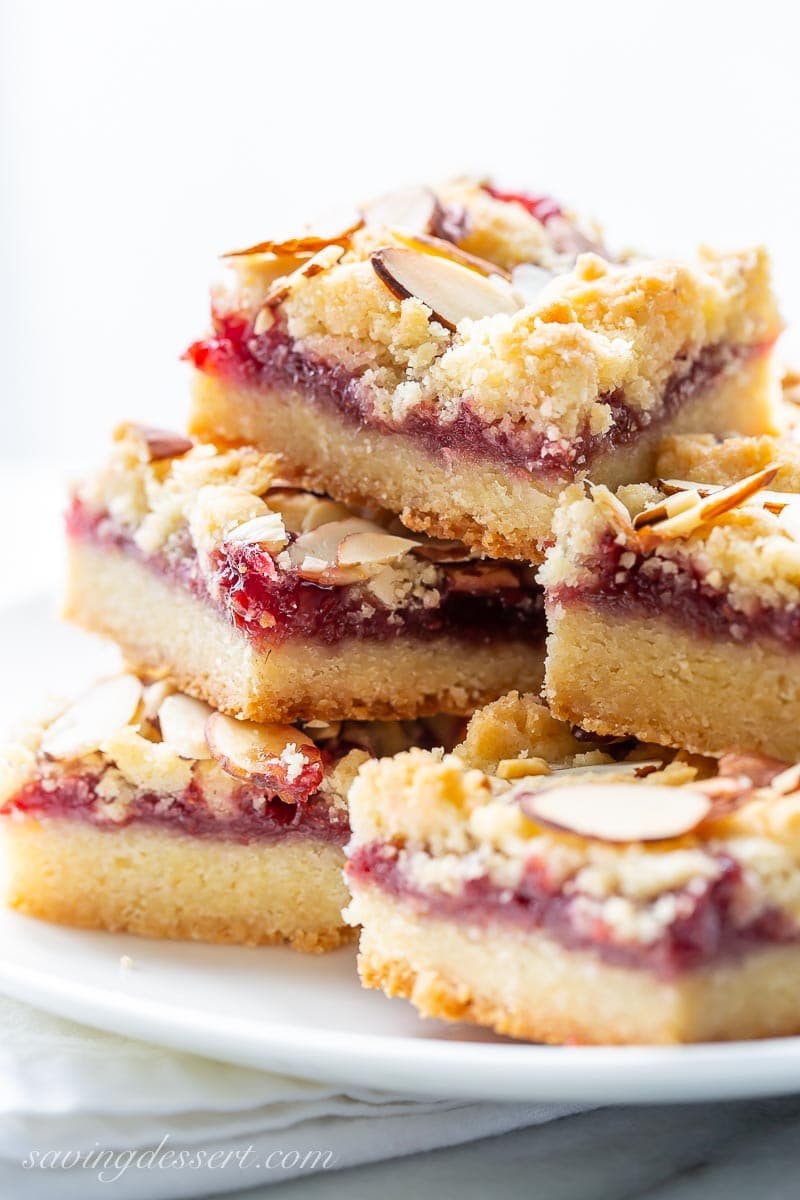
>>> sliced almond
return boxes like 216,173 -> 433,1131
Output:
115,423 -> 193,462
496,756 -> 551,781
717,751 -> 789,788
287,517 -> 380,580
158,694 -> 215,761
778,504 -> 800,542
205,712 -> 322,797
224,512 -> 288,554
41,674 -> 143,761
770,763 -> 800,796
410,536 -> 476,563
337,529 -> 420,566
141,679 -> 176,721
223,210 -> 363,259
518,782 -> 712,842
393,231 -> 512,281
549,760 -> 663,780
363,186 -> 439,233
371,246 -> 519,332
262,244 -> 346,308
448,564 -> 521,593
636,466 -> 780,544
590,485 -> 637,537
633,488 -> 703,530
660,478 -> 800,516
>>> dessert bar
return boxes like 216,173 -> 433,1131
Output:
64,424 -> 546,722
0,672 -> 452,950
346,694 -> 800,1042
187,178 -> 781,559
541,464 -> 800,758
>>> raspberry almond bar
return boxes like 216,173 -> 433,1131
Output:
0,672 -> 454,950
64,424 -> 545,722
346,694 -> 800,1043
542,463 -> 800,758
187,178 -> 781,559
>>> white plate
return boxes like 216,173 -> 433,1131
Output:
4,598 -> 800,1104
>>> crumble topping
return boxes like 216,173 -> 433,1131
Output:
656,433 -> 800,493
539,474 -> 800,614
277,249 -> 776,444
209,180 -> 778,453
347,729 -> 800,947
71,426 -> 488,617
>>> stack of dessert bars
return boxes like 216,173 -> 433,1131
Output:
6,177 -> 800,1043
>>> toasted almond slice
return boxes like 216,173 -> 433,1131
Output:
225,512 -> 288,553
337,529 -> 420,566
518,782 -> 711,842
549,760 -> 663,780
392,231 -> 512,281
371,246 -> 519,332
770,763 -> 800,795
223,210 -> 363,259
115,423 -> 193,462
363,186 -> 439,233
205,712 -> 318,787
410,536 -> 476,563
299,497 -> 358,533
157,693 -> 215,760
716,751 -> 789,788
141,679 -> 175,721
633,488 -> 703,530
448,564 -> 522,593
659,478 -> 800,516
590,485 -> 637,537
41,674 -> 143,761
637,466 -> 780,543
496,756 -> 551,781
287,518 -> 380,573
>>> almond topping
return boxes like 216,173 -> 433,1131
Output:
158,693 -> 215,761
336,530 -> 420,566
371,246 -> 519,332
287,518 -> 382,581
224,512 -> 288,553
223,210 -> 363,259
518,782 -> 712,843
41,674 -> 143,761
633,488 -> 702,530
205,712 -> 320,793
392,231 -> 512,281
659,478 -> 800,516
635,466 -> 780,543
496,756 -> 551,781
590,485 -> 637,537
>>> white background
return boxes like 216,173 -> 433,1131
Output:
2,0 -> 800,469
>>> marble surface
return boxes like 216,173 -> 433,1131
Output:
210,1097 -> 800,1199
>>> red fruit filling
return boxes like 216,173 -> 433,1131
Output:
66,496 -> 545,651
7,770 -> 350,845
347,842 -> 797,978
549,532 -> 800,646
484,185 -> 563,224
187,316 -> 754,481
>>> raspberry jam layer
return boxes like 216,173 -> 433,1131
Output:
347,843 -> 796,978
187,315 -> 749,481
66,497 -> 545,651
9,772 -> 349,846
551,533 -> 800,647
